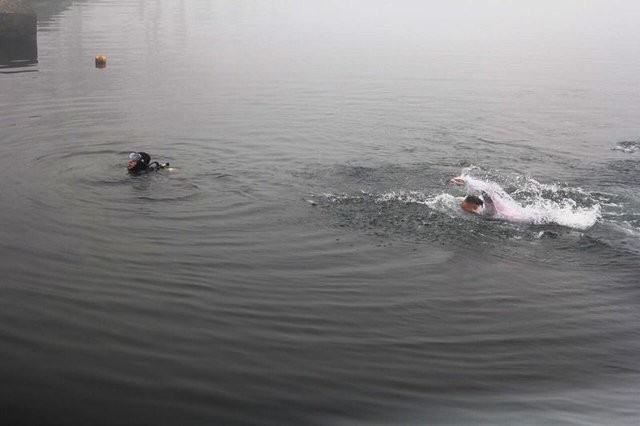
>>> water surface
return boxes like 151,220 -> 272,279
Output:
1,1 -> 640,425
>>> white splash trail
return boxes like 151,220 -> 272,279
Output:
450,169 -> 601,230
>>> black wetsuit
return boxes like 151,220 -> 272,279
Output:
129,152 -> 168,174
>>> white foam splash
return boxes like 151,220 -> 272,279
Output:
423,193 -> 461,216
375,190 -> 429,205
523,199 -> 600,230
320,167 -> 603,231
375,191 -> 462,215
452,168 -> 602,230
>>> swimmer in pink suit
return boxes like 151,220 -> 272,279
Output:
449,175 -> 528,222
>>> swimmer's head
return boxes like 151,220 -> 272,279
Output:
461,194 -> 483,214
128,152 -> 151,173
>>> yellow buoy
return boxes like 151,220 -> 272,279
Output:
95,55 -> 107,68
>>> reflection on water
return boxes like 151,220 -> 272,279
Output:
29,0 -> 74,21
0,0 -> 82,68
0,46 -> 37,70
0,0 -> 37,67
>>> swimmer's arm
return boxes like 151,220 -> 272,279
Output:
449,176 -> 494,194
481,191 -> 497,216
449,176 -> 466,186
449,176 -> 487,191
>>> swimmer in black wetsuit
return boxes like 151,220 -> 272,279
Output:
127,152 -> 169,174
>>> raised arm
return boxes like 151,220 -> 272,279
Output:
448,176 -> 466,186
449,173 -> 529,222
481,191 -> 497,216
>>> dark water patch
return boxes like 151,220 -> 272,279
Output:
306,162 -> 457,196
605,159 -> 640,186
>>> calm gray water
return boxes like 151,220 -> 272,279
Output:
2,1 -> 640,425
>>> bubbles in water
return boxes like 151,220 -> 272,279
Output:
423,193 -> 461,216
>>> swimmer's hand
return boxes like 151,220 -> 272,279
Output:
481,191 -> 497,216
449,177 -> 466,186
481,191 -> 494,204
